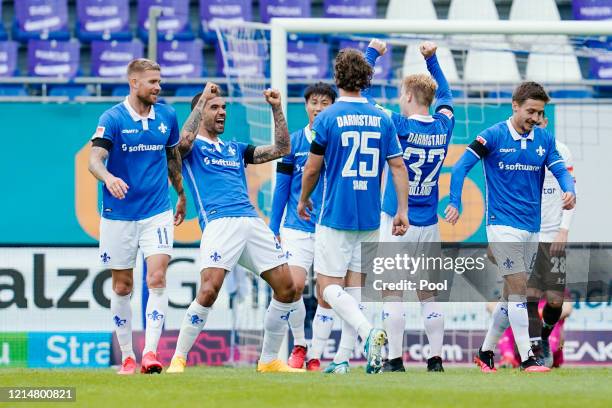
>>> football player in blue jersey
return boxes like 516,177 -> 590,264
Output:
166,83 -> 304,374
446,81 -> 576,373
297,48 -> 410,374
269,82 -> 337,371
88,59 -> 186,375
364,39 -> 454,373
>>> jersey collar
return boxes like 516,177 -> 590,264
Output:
304,124 -> 312,143
506,118 -> 534,141
409,114 -> 434,122
197,134 -> 224,152
337,96 -> 368,103
123,96 -> 156,122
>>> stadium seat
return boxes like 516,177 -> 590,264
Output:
339,40 -> 392,80
27,39 -> 80,78
509,0 -> 564,45
13,0 -> 71,42
260,0 -> 318,41
214,42 -> 268,78
0,2 -> 6,41
111,84 -> 130,96
76,0 -> 132,42
138,0 -> 194,42
157,40 -> 205,78
388,0 -> 460,84
175,85 -> 204,97
549,89 -> 594,98
0,85 -> 27,96
199,0 -> 253,43
0,41 -> 19,77
448,0 -> 520,85
91,40 -> 144,78
323,0 -> 377,18
287,40 -> 330,79
49,85 -> 92,99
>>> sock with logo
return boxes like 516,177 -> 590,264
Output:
307,305 -> 336,361
143,287 -> 168,355
288,297 -> 307,347
259,298 -> 295,364
482,299 -> 510,352
508,295 -> 531,362
330,286 -> 370,364
174,300 -> 210,359
111,291 -> 135,362
383,298 -> 405,360
421,298 -> 445,358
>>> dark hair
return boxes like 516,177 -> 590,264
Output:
512,81 -> 550,105
304,82 -> 337,103
334,48 -> 373,92
191,92 -> 202,111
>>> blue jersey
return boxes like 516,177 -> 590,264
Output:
182,136 -> 258,230
381,110 -> 455,226
312,97 -> 402,231
273,126 -> 323,234
463,119 -> 567,232
95,98 -> 179,221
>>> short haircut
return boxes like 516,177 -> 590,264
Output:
402,74 -> 437,107
512,81 -> 550,105
334,48 -> 373,92
127,58 -> 160,76
304,82 -> 337,103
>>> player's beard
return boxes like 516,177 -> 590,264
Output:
137,92 -> 157,107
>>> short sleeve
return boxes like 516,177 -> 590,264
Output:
384,118 -> 402,159
433,108 -> 455,133
312,114 -> 328,148
467,127 -> 496,159
167,110 -> 180,147
389,110 -> 410,137
93,110 -> 117,143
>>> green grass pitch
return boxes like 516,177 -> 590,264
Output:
1,366 -> 610,408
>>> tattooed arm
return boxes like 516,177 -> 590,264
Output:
178,82 -> 219,158
249,89 -> 290,164
166,145 -> 186,225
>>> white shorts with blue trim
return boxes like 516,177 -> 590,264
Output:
280,227 -> 315,272
486,225 -> 539,276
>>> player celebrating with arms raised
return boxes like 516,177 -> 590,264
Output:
167,83 -> 303,374
298,48 -> 410,374
269,82 -> 337,371
88,59 -> 186,375
364,39 -> 454,373
446,82 -> 575,372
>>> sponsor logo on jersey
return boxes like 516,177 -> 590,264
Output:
227,145 -> 236,156
476,135 -> 487,145
121,129 -> 139,134
120,143 -> 164,152
202,157 -> 241,167
158,122 -> 167,134
497,161 -> 541,172
499,148 -> 517,153
91,126 -> 105,140
295,152 -> 309,157
536,145 -> 546,157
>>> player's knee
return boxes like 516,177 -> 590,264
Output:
113,282 -> 132,296
146,269 -> 166,288
197,286 -> 219,307
293,279 -> 305,299
275,280 -> 297,303
546,297 -> 564,309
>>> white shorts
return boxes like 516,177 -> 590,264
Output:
99,210 -> 174,269
314,224 -> 379,278
200,217 -> 286,274
486,225 -> 539,276
379,212 -> 440,243
280,227 -> 315,272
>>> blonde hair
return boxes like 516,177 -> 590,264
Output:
402,74 -> 437,107
127,58 -> 161,76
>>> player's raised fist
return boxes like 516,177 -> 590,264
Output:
420,41 -> 437,59
202,82 -> 219,100
368,38 -> 387,56
264,89 -> 282,107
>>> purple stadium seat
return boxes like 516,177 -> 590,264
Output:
91,40 -> 144,77
138,0 -> 193,41
200,0 -> 252,41
157,40 -> 205,78
287,40 -> 329,79
27,39 -> 80,78
214,42 -> 267,77
14,0 -> 70,42
0,41 -> 19,77
0,2 -> 6,41
259,0 -> 311,24
339,40 -> 392,80
572,0 -> 612,20
323,0 -> 377,18
76,0 -> 132,42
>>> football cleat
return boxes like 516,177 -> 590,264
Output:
306,359 -> 321,371
474,348 -> 497,373
364,328 -> 387,374
257,359 -> 305,373
166,356 -> 187,374
520,356 -> 551,372
288,345 -> 307,369
541,339 -> 553,368
117,356 -> 137,375
499,353 -> 520,369
323,361 -> 350,374
140,351 -> 163,374
427,356 -> 444,372
381,358 -> 405,373
531,341 -> 545,365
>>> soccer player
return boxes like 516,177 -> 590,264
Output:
166,83 -> 303,374
527,113 -> 576,367
269,82 -> 337,371
364,39 -> 454,373
446,82 -> 576,372
297,48 -> 410,374
88,59 -> 186,375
